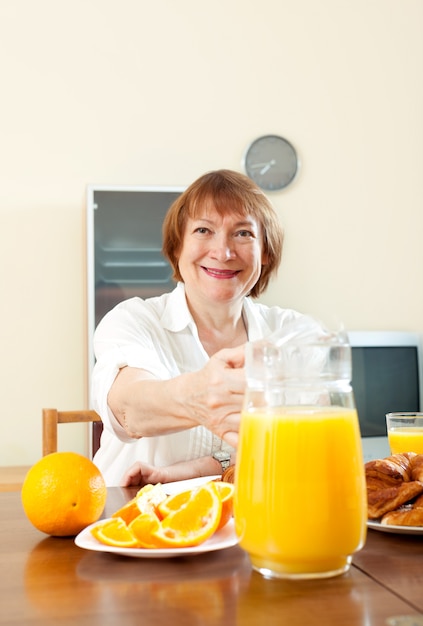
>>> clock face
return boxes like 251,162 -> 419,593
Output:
244,135 -> 298,191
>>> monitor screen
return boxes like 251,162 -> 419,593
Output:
351,345 -> 420,437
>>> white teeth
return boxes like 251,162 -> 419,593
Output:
207,269 -> 234,276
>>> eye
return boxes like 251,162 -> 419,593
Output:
236,229 -> 254,238
194,226 -> 211,235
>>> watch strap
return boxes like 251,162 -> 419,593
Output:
212,451 -> 231,472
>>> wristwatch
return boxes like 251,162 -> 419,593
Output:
212,450 -> 231,472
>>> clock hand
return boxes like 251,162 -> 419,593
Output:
249,159 -> 276,171
248,162 -> 272,169
259,159 -> 276,175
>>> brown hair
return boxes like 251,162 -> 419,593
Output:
162,169 -> 284,298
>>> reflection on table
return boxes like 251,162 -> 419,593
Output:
1,487 -> 423,625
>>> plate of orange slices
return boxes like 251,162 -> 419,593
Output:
75,477 -> 238,558
75,518 -> 238,558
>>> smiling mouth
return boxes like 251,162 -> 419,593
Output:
201,266 -> 240,279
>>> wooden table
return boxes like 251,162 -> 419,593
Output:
0,465 -> 30,492
1,488 -> 423,626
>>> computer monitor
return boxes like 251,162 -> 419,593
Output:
347,331 -> 423,461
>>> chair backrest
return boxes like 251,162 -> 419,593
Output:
42,408 -> 103,457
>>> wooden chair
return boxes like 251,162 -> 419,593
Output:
42,408 -> 103,457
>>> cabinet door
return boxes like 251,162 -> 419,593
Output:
88,186 -> 183,326
86,185 -> 184,374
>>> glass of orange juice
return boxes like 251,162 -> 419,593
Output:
233,323 -> 367,580
386,413 -> 423,454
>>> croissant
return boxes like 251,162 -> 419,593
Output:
412,492 -> 423,508
365,452 -> 416,486
410,454 -> 423,482
367,480 -> 423,519
365,453 -> 423,522
381,505 -> 423,527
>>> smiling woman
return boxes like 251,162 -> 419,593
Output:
177,209 -> 264,333
90,169 -> 313,486
162,169 -> 283,299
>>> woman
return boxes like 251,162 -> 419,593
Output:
91,169 -> 305,486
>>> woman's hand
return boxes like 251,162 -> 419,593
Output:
184,345 -> 246,448
120,455 -> 225,487
120,461 -> 168,487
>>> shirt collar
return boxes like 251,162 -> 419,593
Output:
161,282 -> 194,332
161,282 -> 272,341
242,296 -> 273,341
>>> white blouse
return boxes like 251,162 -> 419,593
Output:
91,282 -> 304,485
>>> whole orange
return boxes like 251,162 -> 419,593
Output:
21,452 -> 107,536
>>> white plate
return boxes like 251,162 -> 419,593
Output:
163,475 -> 221,495
75,518 -> 238,558
75,475 -> 236,558
367,520 -> 423,535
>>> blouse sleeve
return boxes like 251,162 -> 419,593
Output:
90,298 -> 174,441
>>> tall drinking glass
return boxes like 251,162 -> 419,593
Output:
386,412 -> 423,454
234,323 -> 367,579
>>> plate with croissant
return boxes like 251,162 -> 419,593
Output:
365,452 -> 423,534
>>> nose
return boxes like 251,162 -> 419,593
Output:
210,234 -> 236,261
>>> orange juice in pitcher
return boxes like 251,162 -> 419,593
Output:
233,319 -> 367,579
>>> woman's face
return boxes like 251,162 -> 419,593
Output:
177,203 -> 267,306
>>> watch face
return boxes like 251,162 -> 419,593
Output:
244,135 -> 298,191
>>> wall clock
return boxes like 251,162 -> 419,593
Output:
244,134 -> 298,191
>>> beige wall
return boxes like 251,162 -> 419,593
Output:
1,0 -> 422,466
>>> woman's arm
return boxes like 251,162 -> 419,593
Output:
108,345 -> 245,448
120,456 -> 224,487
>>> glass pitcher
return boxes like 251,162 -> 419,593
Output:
234,319 -> 367,580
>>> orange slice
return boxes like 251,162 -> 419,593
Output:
158,481 -> 234,531
111,498 -> 141,525
151,482 -> 222,548
129,482 -> 223,549
214,481 -> 235,530
135,483 -> 167,514
111,483 -> 167,526
129,512 -> 163,548
91,518 -> 139,548
157,490 -> 191,518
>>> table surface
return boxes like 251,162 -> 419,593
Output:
1,487 -> 423,626
0,465 -> 30,492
